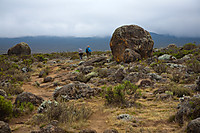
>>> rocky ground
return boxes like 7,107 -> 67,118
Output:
1,43 -> 200,133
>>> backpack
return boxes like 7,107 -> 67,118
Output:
86,47 -> 89,53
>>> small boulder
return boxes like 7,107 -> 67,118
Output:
84,57 -> 107,66
158,54 -> 176,61
187,117 -> 200,133
31,120 -> 66,133
114,67 -> 126,83
39,70 -> 48,78
79,129 -> 97,133
0,89 -> 7,97
0,121 -> 11,133
195,76 -> 200,91
7,42 -> 31,55
103,129 -> 119,133
43,77 -> 53,83
136,79 -> 152,87
156,93 -> 172,101
117,114 -> 132,121
14,92 -> 44,106
53,82 -> 101,101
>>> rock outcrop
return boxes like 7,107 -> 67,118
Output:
110,25 -> 154,62
53,82 -> 101,101
7,42 -> 31,55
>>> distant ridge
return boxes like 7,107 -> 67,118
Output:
0,33 -> 200,54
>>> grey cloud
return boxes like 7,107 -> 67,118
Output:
0,0 -> 200,37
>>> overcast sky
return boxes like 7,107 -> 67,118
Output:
0,0 -> 200,38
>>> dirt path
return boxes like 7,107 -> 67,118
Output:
88,110 -> 110,132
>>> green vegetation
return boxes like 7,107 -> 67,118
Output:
0,96 -> 13,121
166,83 -> 192,97
150,60 -> 167,74
104,81 -> 139,107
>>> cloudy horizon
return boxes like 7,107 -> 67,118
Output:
0,0 -> 200,38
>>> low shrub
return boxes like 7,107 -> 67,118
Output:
150,61 -> 167,74
104,81 -> 139,107
188,97 -> 200,120
105,85 -> 126,106
182,43 -> 196,50
0,96 -> 13,121
186,59 -> 200,73
171,70 -> 183,83
168,84 -> 191,97
1,83 -> 24,95
35,102 -> 92,125
14,102 -> 35,117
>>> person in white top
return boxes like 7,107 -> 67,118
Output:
78,48 -> 83,59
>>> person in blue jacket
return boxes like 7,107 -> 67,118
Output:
85,45 -> 92,58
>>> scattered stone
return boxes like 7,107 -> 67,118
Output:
0,89 -> 7,97
7,42 -> 31,55
148,73 -> 162,81
21,67 -> 29,73
187,117 -> 200,133
39,70 -> 47,78
158,54 -> 176,61
156,93 -> 172,100
78,61 -> 85,66
38,100 -> 58,113
0,121 -> 11,133
31,120 -> 66,133
84,57 -> 107,66
117,114 -> 132,121
195,76 -> 200,91
79,129 -> 97,133
78,66 -> 94,74
103,129 -> 119,133
43,77 -> 53,83
14,92 -> 44,106
110,25 -> 154,62
166,63 -> 186,69
123,72 -> 148,83
114,67 -> 126,83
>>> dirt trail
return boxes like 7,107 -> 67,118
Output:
88,110 -> 110,132
10,62 -> 112,132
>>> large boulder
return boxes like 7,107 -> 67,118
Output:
7,42 -> 31,55
110,25 -> 154,62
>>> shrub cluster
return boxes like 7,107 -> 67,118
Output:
104,81 -> 139,107
35,102 -> 92,125
0,96 -> 13,121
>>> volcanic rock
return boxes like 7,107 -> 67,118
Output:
110,25 -> 154,62
7,42 -> 31,55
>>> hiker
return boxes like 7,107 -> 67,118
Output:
85,45 -> 92,58
78,48 -> 83,59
